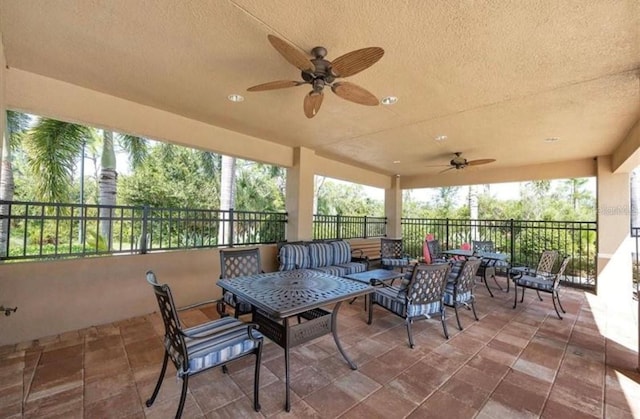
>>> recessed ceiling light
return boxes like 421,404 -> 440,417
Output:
393,160 -> 401,164
381,96 -> 398,105
544,137 -> 560,143
435,135 -> 448,142
227,94 -> 244,102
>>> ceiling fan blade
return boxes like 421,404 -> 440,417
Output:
438,167 -> 456,174
267,35 -> 315,73
467,158 -> 496,166
303,91 -> 324,118
247,80 -> 302,92
331,82 -> 379,106
331,47 -> 384,77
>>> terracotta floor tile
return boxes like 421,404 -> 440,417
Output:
190,372 -> 246,413
541,399 -> 600,419
452,365 -> 503,391
248,378 -> 299,417
479,398 -> 537,419
408,390 -> 478,418
439,377 -> 491,410
334,371 -> 381,400
205,394 -> 263,418
144,392 -> 204,419
23,386 -> 83,419
304,382 -> 359,418
84,387 -> 143,419
491,380 -> 547,415
353,387 -> 418,418
288,365 -> 332,398
511,358 -> 556,383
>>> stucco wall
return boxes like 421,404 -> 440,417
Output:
0,245 -> 277,346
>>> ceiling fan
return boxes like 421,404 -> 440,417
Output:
437,152 -> 496,174
247,35 -> 384,118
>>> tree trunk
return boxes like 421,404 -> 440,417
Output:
99,131 -> 117,250
468,185 -> 479,240
218,155 -> 236,246
0,122 -> 14,258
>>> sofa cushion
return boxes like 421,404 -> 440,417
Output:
312,265 -> 347,277
279,244 -> 311,271
335,262 -> 367,275
331,240 -> 351,264
308,242 -> 334,268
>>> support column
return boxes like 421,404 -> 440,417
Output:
285,147 -> 315,241
384,175 -> 402,238
596,156 -> 633,302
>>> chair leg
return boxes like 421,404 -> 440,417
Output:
556,291 -> 567,313
520,286 -> 526,303
441,308 -> 449,339
146,351 -> 169,407
483,271 -> 495,297
216,300 -> 228,318
222,365 -> 229,374
513,284 -> 519,309
471,300 -> 479,321
536,290 -> 543,301
551,293 -> 563,320
453,305 -> 463,330
367,298 -> 374,325
253,343 -> 262,412
176,374 -> 189,419
406,318 -> 415,349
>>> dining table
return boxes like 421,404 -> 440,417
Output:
441,249 -> 510,296
217,269 -> 372,412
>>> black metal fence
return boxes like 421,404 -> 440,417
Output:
403,218 -> 598,289
0,200 -> 287,261
313,215 -> 386,240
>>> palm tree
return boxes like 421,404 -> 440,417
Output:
218,155 -> 236,246
0,111 -> 32,257
23,116 -> 148,249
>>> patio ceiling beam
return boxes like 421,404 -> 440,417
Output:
611,118 -> 640,174
400,157 -> 597,189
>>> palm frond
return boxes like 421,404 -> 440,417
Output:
25,118 -> 90,202
118,134 -> 148,170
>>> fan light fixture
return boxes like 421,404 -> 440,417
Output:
544,137 -> 560,143
228,94 -> 245,102
381,96 -> 398,105
435,135 -> 448,142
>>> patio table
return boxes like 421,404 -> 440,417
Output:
441,249 -> 509,295
217,269 -> 372,412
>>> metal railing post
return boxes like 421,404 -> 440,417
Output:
336,214 -> 341,240
364,216 -> 368,239
510,219 -> 515,263
445,218 -> 450,249
229,208 -> 235,247
140,205 -> 149,254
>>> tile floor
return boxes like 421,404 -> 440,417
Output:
1,277 -> 639,418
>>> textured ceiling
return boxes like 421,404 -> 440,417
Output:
1,0 -> 639,177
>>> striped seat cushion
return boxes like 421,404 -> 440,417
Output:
336,262 -> 367,275
311,265 -> 347,277
181,317 -> 261,375
515,275 -> 554,291
443,283 -> 472,306
331,240 -> 352,264
308,242 -> 334,268
382,257 -> 410,267
372,286 -> 441,318
279,244 -> 311,271
222,291 -> 252,313
447,260 -> 464,281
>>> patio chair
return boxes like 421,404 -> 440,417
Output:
145,271 -> 263,418
512,256 -> 571,319
380,238 -> 412,272
426,239 -> 448,264
508,250 -> 558,292
368,263 -> 451,348
471,240 -> 509,297
443,258 -> 482,330
216,247 -> 262,318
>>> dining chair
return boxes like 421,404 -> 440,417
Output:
512,256 -> 571,319
380,238 -> 412,272
216,247 -> 262,318
443,258 -> 482,330
368,263 -> 451,348
145,271 -> 263,418
426,239 -> 448,264
509,250 -> 558,292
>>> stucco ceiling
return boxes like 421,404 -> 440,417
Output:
1,0 -> 639,178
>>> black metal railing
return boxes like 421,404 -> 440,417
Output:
313,215 -> 386,240
0,200 -> 287,261
402,218 -> 598,289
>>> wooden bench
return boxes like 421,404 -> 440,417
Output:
348,238 -> 382,267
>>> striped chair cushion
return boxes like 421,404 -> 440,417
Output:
336,261 -> 367,275
331,240 -> 352,264
279,244 -> 311,271
382,257 -> 410,267
311,265 -> 347,277
187,318 -> 261,374
515,275 -> 554,291
443,283 -> 472,306
372,286 -> 441,318
308,242 -> 334,268
447,260 -> 464,282
165,317 -> 262,375
222,291 -> 252,313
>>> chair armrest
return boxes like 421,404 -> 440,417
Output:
179,299 -> 219,311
